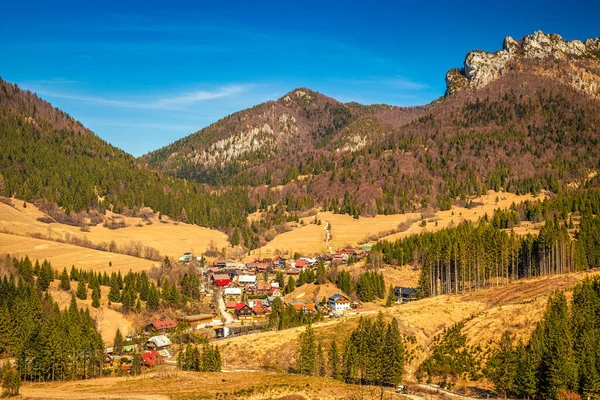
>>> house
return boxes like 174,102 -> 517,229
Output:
224,287 -> 242,296
142,350 -> 163,367
239,275 -> 257,285
252,303 -> 267,316
286,268 -> 300,276
294,259 -> 308,268
256,282 -> 271,293
328,294 -> 352,312
234,302 -> 253,319
179,252 -> 193,263
146,335 -> 172,351
268,287 -> 282,297
291,303 -> 316,314
394,287 -> 418,303
245,262 -> 258,271
211,273 -> 231,283
179,314 -> 214,330
145,320 -> 177,333
225,301 -> 237,310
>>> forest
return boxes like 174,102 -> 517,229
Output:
0,257 -> 104,383
372,188 -> 600,297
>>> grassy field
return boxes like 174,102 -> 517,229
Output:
0,232 -> 156,273
0,199 -> 230,265
19,369 -> 377,400
246,191 -> 542,258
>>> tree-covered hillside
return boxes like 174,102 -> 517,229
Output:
0,78 -> 253,230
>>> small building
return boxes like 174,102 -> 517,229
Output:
225,301 -> 237,310
146,335 -> 172,351
239,275 -> 257,285
268,287 -> 282,297
142,350 -> 163,367
145,320 -> 177,333
224,287 -> 242,296
328,294 -> 352,312
252,303 -> 267,316
292,303 -> 316,314
294,259 -> 308,269
394,287 -> 418,303
234,302 -> 253,319
179,314 -> 214,330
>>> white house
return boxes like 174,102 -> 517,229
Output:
224,287 -> 242,296
239,275 -> 257,285
146,335 -> 172,350
328,294 -> 352,312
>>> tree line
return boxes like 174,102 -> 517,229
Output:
295,313 -> 405,399
372,189 -> 600,297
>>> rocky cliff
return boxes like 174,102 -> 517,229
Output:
446,31 -> 600,97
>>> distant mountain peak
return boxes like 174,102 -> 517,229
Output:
446,30 -> 600,97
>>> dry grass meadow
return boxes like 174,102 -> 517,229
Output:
0,199 -> 229,273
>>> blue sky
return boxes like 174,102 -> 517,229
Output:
1,1 -> 598,156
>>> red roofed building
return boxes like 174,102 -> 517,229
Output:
252,304 -> 267,316
215,279 -> 232,287
144,320 -> 177,333
234,302 -> 252,319
294,259 -> 308,268
142,350 -> 163,367
225,301 -> 237,310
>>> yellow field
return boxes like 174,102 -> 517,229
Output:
246,222 -> 328,259
380,191 -> 544,243
246,191 -> 542,258
19,369 -> 372,400
0,232 -> 156,274
0,199 -> 229,266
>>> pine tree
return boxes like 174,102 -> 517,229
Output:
113,328 -> 124,355
91,285 -> 101,308
108,276 -> 121,303
317,342 -> 326,377
486,331 -> 517,397
36,260 -> 53,291
146,283 -> 160,310
386,285 -> 396,307
76,279 -> 87,300
329,340 -> 342,380
296,323 -> 316,375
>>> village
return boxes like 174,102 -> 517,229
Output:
105,246 -> 418,374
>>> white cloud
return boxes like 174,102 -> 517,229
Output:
23,84 -> 253,111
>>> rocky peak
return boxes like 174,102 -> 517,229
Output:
445,31 -> 600,97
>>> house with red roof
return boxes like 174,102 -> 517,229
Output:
294,259 -> 308,268
252,303 -> 267,316
234,302 -> 252,319
144,320 -> 177,333
142,350 -> 163,367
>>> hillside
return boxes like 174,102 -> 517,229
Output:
141,31 -> 600,220
0,78 -> 252,231
141,88 -> 425,186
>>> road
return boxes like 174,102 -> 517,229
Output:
216,288 -> 235,324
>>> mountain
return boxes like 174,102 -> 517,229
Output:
142,31 -> 600,216
0,78 -> 253,230
141,88 -> 426,186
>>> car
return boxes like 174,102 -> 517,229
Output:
396,385 -> 407,394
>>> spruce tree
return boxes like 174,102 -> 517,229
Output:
146,283 -> 160,310
317,342 -> 326,377
108,276 -> 121,303
386,285 -> 396,307
296,323 -> 316,375
113,328 -> 124,355
76,280 -> 87,300
91,285 -> 101,308
329,340 -> 342,380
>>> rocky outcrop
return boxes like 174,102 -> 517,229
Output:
446,31 -> 600,97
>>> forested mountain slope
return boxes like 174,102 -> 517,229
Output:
0,78 -> 252,229
142,31 -> 600,217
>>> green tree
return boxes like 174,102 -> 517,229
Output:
296,323 -> 317,375
113,328 -> 124,355
76,279 -> 88,300
91,284 -> 101,308
386,285 -> 396,307
329,340 -> 342,380
59,267 -> 71,291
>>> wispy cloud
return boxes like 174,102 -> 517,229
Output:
24,84 -> 254,111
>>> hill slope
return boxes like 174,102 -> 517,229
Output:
141,31 -> 600,218
0,78 -> 252,230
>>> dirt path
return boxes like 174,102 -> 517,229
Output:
321,216 -> 333,253
216,288 -> 234,324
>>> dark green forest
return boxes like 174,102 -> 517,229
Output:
0,257 -> 104,382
